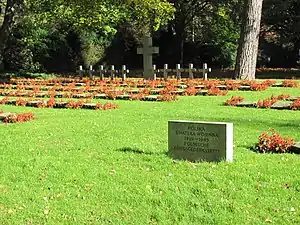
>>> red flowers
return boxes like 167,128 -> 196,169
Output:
256,129 -> 295,153
257,97 -> 278,108
249,81 -> 269,91
46,98 -> 56,108
224,94 -> 300,110
183,87 -> 197,96
96,102 -> 119,110
224,96 -> 244,106
282,80 -> 299,87
3,112 -> 35,123
0,97 -> 119,110
291,99 -> 300,110
207,87 -> 228,96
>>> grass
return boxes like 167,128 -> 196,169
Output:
1,87 -> 300,224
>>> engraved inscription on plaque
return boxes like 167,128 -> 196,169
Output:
168,120 -> 233,162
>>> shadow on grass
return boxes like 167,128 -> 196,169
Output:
210,116 -> 300,130
244,143 -> 300,155
238,143 -> 256,152
117,147 -> 168,156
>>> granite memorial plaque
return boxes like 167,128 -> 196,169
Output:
168,120 -> 233,162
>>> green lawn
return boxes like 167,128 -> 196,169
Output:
1,87 -> 300,224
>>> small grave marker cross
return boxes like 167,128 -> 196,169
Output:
163,64 -> 172,81
108,65 -> 116,80
98,65 -> 105,80
175,64 -> 185,80
88,65 -> 93,78
188,63 -> 197,79
137,36 -> 159,80
77,65 -> 84,78
202,63 -> 211,80
121,65 -> 129,81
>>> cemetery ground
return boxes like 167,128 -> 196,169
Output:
0,85 -> 300,224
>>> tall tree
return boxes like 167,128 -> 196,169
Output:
234,0 -> 263,80
0,0 -> 24,69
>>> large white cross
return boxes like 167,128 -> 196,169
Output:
137,36 -> 159,80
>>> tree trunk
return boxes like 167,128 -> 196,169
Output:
0,0 -> 22,70
180,38 -> 184,65
234,0 -> 263,80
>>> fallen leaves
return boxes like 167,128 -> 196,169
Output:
109,170 -> 116,175
44,206 -> 50,215
265,218 -> 272,223
7,209 -> 14,215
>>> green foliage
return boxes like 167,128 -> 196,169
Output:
126,0 -> 175,33
1,72 -> 56,79
4,43 -> 41,72
208,4 -> 240,67
79,31 -> 107,67
2,0 -> 175,72
4,14 -> 71,72
27,0 -> 175,35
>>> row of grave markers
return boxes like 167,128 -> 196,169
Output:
78,36 -> 211,80
77,63 -> 211,81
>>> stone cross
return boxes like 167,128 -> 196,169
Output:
188,63 -> 196,79
108,65 -> 116,80
98,65 -> 105,80
202,63 -> 212,80
137,36 -> 159,80
175,64 -> 185,80
77,65 -> 84,77
163,64 -> 172,81
153,64 -> 157,80
88,65 -> 93,78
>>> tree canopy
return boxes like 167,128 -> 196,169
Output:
0,0 -> 299,75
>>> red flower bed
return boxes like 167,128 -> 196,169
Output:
262,79 -> 276,86
249,81 -> 269,91
15,98 -> 27,106
257,97 -> 278,108
203,80 -> 221,89
129,93 -> 145,101
139,88 -> 150,95
159,84 -> 178,95
47,98 -> 56,108
224,80 -> 241,90
0,97 -> 119,110
157,94 -> 178,102
183,87 -> 197,96
282,80 -> 298,87
291,99 -> 300,110
3,112 -> 35,123
224,96 -> 244,106
96,102 -> 119,110
0,97 -> 9,104
207,87 -> 228,96
255,129 -> 295,153
1,78 -> 286,104
66,100 -> 84,109
276,94 -> 291,100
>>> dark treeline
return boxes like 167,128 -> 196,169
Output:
0,0 -> 299,73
